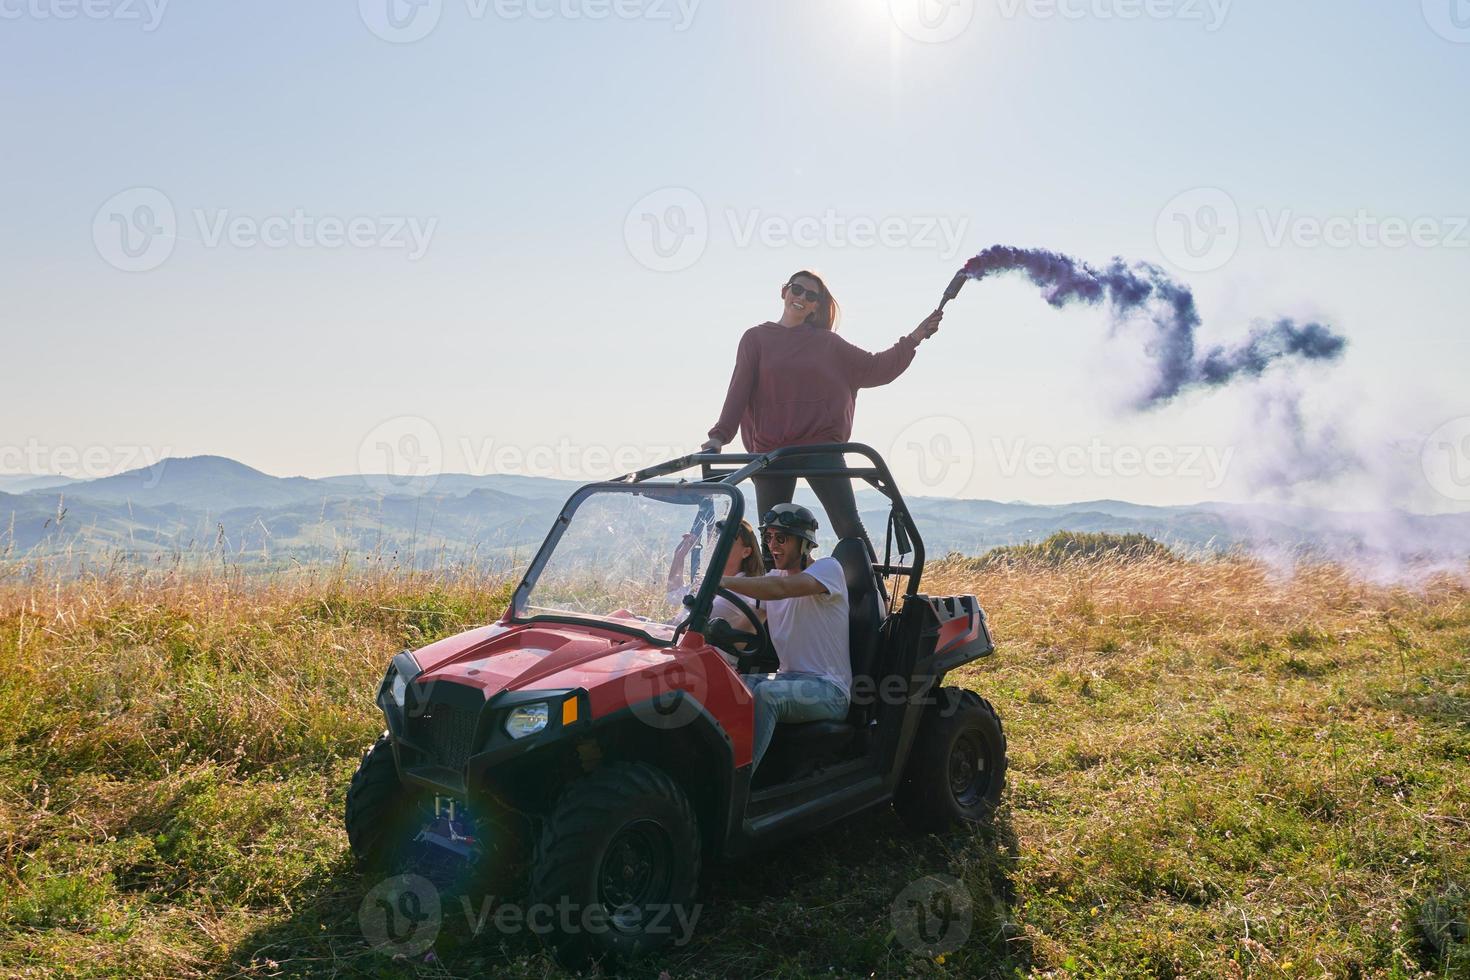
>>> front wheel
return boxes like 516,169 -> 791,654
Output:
894,688 -> 1007,833
344,733 -> 425,869
345,734 -> 527,894
529,762 -> 702,966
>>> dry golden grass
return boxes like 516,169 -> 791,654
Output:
0,555 -> 1466,978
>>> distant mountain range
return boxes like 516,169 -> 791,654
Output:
2,455 -> 1467,573
0,474 -> 79,493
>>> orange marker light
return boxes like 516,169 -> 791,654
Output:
562,697 -> 579,726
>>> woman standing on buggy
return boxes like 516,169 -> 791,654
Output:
701,270 -> 943,555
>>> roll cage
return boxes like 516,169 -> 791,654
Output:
616,441 -> 927,611
509,443 -> 925,643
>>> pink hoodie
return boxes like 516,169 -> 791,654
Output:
708,322 -> 919,453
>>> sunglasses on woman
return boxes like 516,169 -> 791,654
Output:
785,283 -> 823,302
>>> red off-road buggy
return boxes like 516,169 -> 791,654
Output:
345,444 -> 1005,963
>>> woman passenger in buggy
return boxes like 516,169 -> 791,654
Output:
665,518 -> 766,645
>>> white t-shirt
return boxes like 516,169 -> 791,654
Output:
763,557 -> 851,699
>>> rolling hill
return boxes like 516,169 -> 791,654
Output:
2,455 -> 1467,573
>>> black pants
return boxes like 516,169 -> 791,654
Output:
751,452 -> 872,556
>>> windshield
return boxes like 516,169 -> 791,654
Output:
513,485 -> 739,640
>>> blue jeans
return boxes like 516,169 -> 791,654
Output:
745,672 -> 849,771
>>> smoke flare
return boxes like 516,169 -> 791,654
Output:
960,245 -> 1348,408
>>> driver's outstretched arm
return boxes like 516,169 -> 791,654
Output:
721,573 -> 828,601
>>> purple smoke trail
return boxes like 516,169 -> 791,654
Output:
960,245 -> 1348,408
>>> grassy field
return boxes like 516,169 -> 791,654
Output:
0,554 -> 1467,978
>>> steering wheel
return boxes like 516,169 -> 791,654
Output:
705,587 -> 778,673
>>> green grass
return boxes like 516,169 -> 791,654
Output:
0,557 -> 1467,977
952,531 -> 1179,570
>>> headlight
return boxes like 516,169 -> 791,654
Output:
389,671 -> 409,709
505,702 -> 550,739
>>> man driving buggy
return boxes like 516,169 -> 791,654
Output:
719,503 -> 850,773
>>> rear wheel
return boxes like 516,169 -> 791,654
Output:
894,688 -> 1006,833
529,762 -> 701,967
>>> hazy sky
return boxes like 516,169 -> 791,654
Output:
3,0 -> 1467,510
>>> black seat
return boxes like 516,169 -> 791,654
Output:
765,538 -> 885,759
833,537 -> 883,718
